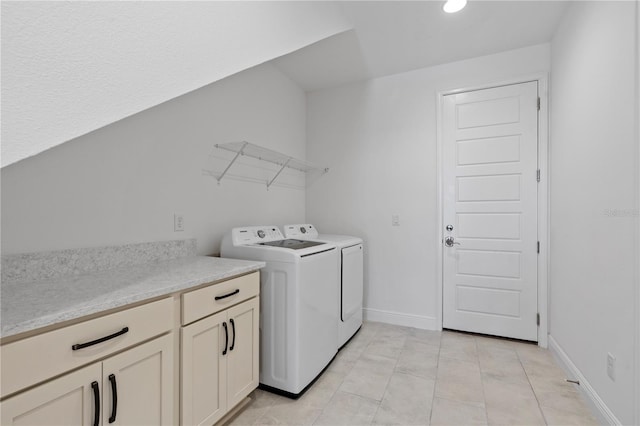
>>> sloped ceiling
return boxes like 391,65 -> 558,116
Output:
273,1 -> 569,91
1,1 -> 351,167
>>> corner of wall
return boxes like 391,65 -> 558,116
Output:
548,336 -> 622,425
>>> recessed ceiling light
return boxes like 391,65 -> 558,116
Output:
443,0 -> 467,13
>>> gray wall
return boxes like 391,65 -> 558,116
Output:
1,63 -> 307,255
306,44 -> 550,328
549,1 -> 638,423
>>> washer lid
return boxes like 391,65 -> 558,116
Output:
258,239 -> 325,250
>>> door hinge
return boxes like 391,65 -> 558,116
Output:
537,97 -> 541,110
536,313 -> 540,326
537,241 -> 540,254
536,169 -> 541,182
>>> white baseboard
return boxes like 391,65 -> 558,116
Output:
363,308 -> 438,330
548,335 -> 621,426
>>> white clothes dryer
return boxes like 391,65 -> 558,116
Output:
221,226 -> 338,397
284,224 -> 363,348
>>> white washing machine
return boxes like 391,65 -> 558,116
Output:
220,226 -> 338,397
284,224 -> 363,348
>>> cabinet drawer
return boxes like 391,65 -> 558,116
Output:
182,272 -> 259,325
1,297 -> 173,399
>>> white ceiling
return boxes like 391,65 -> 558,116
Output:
1,2 -> 351,168
273,1 -> 570,91
2,1 -> 570,168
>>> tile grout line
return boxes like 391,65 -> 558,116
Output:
516,348 -> 550,426
428,333 -> 443,425
369,329 -> 407,424
474,337 -> 491,426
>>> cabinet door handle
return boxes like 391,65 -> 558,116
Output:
229,318 -> 236,351
222,321 -> 228,355
215,289 -> 240,301
72,327 -> 129,350
108,374 -> 118,423
91,381 -> 100,426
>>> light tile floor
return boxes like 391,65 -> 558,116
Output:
229,321 -> 599,426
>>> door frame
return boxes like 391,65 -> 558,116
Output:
435,73 -> 550,348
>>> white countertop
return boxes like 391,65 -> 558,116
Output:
1,256 -> 265,339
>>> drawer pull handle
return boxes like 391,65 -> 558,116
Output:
72,327 -> 129,350
229,318 -> 236,351
222,322 -> 229,355
215,289 -> 240,301
91,381 -> 100,426
108,374 -> 118,423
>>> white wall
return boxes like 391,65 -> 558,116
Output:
306,44 -> 550,328
1,63 -> 307,255
1,1 -> 350,168
549,2 -> 638,424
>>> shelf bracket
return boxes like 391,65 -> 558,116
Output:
267,158 -> 291,189
216,141 -> 248,184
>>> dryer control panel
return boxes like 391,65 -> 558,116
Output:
231,226 -> 284,245
283,224 -> 319,239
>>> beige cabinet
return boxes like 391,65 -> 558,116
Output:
1,334 -> 173,426
102,333 -> 174,425
181,310 -> 227,426
181,296 -> 259,426
1,271 -> 260,426
1,363 -> 102,426
226,298 -> 260,410
1,298 -> 174,400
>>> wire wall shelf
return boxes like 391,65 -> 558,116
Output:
205,141 -> 329,189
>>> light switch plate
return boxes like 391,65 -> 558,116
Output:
174,214 -> 185,232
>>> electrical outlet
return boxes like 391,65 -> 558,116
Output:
607,352 -> 615,381
392,215 -> 400,226
174,214 -> 185,232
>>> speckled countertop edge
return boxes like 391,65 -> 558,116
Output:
0,256 -> 265,339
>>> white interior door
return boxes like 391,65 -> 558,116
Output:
442,81 -> 539,341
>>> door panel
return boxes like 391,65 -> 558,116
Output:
103,333 -> 174,426
443,81 -> 538,341
457,135 -> 521,166
457,213 -> 521,240
0,364 -> 101,426
181,311 -> 227,426
226,298 -> 259,410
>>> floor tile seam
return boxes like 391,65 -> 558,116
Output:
392,366 -> 438,383
369,343 -> 405,425
337,388 -> 386,405
472,339 -> 491,426
519,352 -> 551,426
430,394 -> 487,408
405,338 -> 442,349
438,355 -> 481,375
428,337 -> 443,425
308,405 -> 324,425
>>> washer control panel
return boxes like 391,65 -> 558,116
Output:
232,226 -> 283,245
283,224 -> 319,239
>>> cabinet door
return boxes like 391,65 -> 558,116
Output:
102,333 -> 174,426
226,297 -> 259,409
1,363 -> 102,426
181,310 -> 227,426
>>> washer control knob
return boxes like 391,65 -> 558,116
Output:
446,225 -> 454,232
300,227 -> 306,234
257,230 -> 266,238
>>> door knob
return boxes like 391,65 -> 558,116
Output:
444,236 -> 460,247
446,225 -> 454,231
